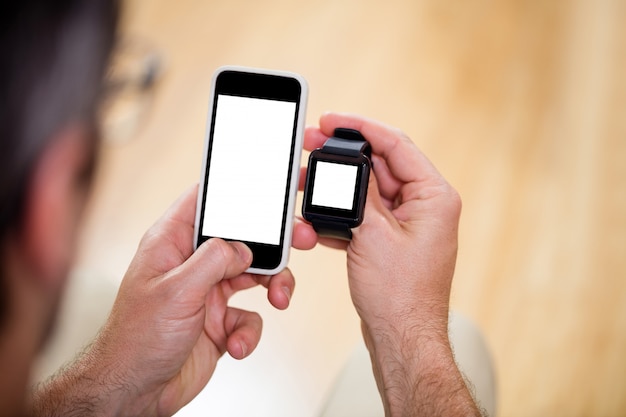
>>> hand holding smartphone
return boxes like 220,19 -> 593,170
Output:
194,66 -> 308,274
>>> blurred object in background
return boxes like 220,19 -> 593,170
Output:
100,37 -> 164,144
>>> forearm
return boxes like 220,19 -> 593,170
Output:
29,340 -> 139,417
362,319 -> 482,417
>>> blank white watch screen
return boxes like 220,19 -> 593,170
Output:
201,94 -> 297,245
311,161 -> 358,210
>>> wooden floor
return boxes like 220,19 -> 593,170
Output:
55,0 -> 626,416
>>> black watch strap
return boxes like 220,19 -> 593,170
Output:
311,128 -> 370,241
312,220 -> 353,240
321,128 -> 372,159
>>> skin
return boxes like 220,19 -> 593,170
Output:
29,184 -> 317,416
0,124 -> 95,417
304,113 -> 481,416
5,111 -> 479,416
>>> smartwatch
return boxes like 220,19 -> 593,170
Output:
302,128 -> 372,240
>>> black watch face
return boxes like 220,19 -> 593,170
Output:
302,151 -> 370,226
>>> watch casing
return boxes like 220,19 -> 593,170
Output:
302,150 -> 371,228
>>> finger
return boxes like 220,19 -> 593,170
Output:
173,239 -> 253,295
266,268 -> 296,310
224,307 -> 263,360
221,273 -> 267,298
302,129 -> 400,205
318,112 -> 443,185
220,266 -> 295,307
304,125 -> 327,152
355,169 -> 398,239
223,267 -> 296,310
299,166 -> 308,191
292,218 -> 318,250
294,217 -> 349,251
371,154 -> 403,204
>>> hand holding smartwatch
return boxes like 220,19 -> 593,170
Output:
302,128 -> 372,240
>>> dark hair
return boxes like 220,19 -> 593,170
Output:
0,0 -> 119,323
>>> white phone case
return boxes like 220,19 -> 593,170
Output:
194,65 -> 308,275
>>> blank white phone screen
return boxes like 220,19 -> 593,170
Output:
202,94 -> 297,245
311,161 -> 358,210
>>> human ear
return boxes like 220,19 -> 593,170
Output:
19,124 -> 94,288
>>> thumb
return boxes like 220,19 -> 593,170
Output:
363,169 -> 393,224
353,169 -> 398,241
170,238 -> 253,295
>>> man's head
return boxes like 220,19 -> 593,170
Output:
0,0 -> 119,386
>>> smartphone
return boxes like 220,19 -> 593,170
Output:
194,66 -> 308,275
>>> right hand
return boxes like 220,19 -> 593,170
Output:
31,186 -> 314,417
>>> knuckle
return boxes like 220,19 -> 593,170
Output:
447,185 -> 462,213
440,184 -> 462,224
395,127 -> 411,142
252,311 -> 263,333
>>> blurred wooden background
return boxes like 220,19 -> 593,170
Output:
45,0 -> 626,416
